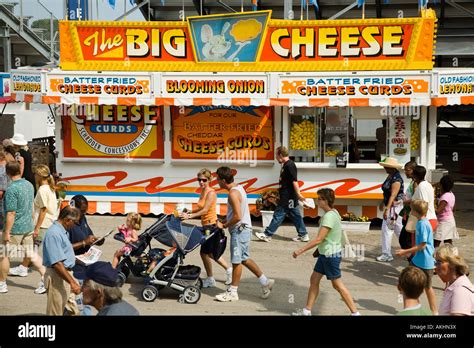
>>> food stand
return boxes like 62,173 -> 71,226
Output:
9,9 -> 448,218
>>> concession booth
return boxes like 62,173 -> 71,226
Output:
9,9 -> 447,219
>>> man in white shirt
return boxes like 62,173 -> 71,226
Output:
412,166 -> 438,231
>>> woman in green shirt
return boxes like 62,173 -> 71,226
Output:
292,188 -> 359,316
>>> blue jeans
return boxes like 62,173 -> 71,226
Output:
264,205 -> 307,237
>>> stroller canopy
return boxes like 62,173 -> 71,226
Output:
164,216 -> 206,254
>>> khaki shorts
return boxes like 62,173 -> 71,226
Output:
2,231 -> 35,258
44,267 -> 80,316
34,228 -> 48,256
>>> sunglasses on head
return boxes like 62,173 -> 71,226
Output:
197,178 -> 208,183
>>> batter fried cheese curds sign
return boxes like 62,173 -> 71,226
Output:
62,105 -> 164,160
171,106 -> 274,160
59,9 -> 436,72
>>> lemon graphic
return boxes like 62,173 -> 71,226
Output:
230,19 -> 262,42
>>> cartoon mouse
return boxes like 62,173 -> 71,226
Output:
201,22 -> 251,62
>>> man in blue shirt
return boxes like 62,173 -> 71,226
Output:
43,206 -> 82,315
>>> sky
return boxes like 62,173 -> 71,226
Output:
9,0 -> 144,22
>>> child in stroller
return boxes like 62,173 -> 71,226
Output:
140,215 -> 223,304
112,212 -> 141,268
115,213 -> 170,287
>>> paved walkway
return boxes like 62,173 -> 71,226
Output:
1,211 -> 472,315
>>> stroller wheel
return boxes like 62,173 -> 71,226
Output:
197,277 -> 203,289
182,285 -> 201,304
142,285 -> 159,302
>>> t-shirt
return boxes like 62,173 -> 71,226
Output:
98,301 -> 139,316
68,215 -> 94,255
34,184 -> 59,229
4,178 -> 34,234
412,181 -> 437,220
412,218 -> 435,270
19,149 -> 35,190
397,304 -> 432,316
381,171 -> 404,206
68,215 -> 94,279
437,192 -> 455,222
439,275 -> 474,316
317,210 -> 342,256
278,159 -> 299,208
0,164 -> 8,230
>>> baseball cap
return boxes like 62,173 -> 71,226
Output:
85,261 -> 118,287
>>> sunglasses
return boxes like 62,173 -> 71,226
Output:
435,260 -> 443,267
197,178 -> 208,183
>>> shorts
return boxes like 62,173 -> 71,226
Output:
34,228 -> 48,256
229,225 -> 251,264
411,263 -> 433,288
314,253 -> 342,280
2,231 -> 35,258
200,225 -> 216,255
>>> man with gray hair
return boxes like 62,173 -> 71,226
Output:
82,261 -> 139,315
43,205 -> 82,315
256,146 -> 309,242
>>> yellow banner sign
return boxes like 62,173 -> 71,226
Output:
59,9 -> 436,72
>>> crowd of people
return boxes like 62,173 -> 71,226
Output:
0,138 -> 473,316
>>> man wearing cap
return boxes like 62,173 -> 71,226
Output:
42,206 -> 82,315
377,157 -> 405,262
11,134 -> 35,190
82,261 -> 139,316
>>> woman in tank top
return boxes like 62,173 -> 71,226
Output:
181,169 -> 233,288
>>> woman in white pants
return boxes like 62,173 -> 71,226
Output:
377,157 -> 404,262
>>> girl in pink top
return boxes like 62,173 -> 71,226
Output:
435,175 -> 459,248
112,212 -> 142,268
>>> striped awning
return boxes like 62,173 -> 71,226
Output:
10,93 -> 433,107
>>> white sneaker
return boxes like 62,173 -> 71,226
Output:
34,279 -> 46,294
255,232 -> 272,242
261,278 -> 275,299
202,277 -> 216,288
225,270 -> 233,286
8,265 -> 28,277
292,308 -> 311,316
376,254 -> 394,262
292,235 -> 310,242
215,290 -> 239,302
0,281 -> 7,293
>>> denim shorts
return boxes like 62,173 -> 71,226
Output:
230,225 -> 251,264
314,253 -> 342,280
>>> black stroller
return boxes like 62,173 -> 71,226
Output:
115,213 -> 171,287
140,215 -> 222,304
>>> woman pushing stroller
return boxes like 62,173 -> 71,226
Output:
180,169 -> 233,288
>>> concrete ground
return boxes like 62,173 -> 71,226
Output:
1,183 -> 473,316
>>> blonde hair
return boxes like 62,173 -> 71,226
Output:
276,146 -> 289,157
197,168 -> 212,181
411,199 -> 428,216
436,244 -> 469,276
127,212 -> 142,231
34,164 -> 55,193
